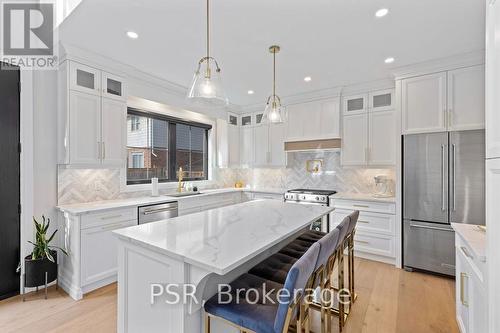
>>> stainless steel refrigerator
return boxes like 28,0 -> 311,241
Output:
403,130 -> 485,276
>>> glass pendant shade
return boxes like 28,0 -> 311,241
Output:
263,96 -> 285,123
188,57 -> 228,106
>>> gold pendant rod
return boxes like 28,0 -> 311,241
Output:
206,0 -> 210,60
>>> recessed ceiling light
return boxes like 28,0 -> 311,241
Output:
304,76 -> 312,82
384,57 -> 395,64
247,90 -> 254,95
126,31 -> 139,39
375,8 -> 389,18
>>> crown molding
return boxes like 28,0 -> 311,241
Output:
340,77 -> 395,96
392,50 -> 485,80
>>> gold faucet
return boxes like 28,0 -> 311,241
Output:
177,167 -> 184,193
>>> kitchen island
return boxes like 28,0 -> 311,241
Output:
113,199 -> 334,333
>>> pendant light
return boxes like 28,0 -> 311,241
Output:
187,0 -> 228,106
263,45 -> 285,123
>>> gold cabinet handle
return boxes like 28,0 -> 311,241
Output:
355,239 -> 370,245
358,220 -> 370,224
460,272 -> 468,307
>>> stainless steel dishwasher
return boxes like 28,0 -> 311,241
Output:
138,201 -> 178,224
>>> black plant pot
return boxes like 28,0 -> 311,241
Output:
24,250 -> 58,288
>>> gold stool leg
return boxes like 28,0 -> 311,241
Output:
350,236 -> 355,303
338,248 -> 345,333
204,313 -> 211,333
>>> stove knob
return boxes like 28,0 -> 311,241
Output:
302,195 -> 306,200
315,196 -> 320,201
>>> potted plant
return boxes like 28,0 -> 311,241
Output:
22,216 -> 67,300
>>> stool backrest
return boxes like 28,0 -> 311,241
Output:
316,228 -> 340,269
336,215 -> 350,246
274,242 -> 320,332
347,210 -> 360,236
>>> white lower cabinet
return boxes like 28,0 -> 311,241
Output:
455,235 -> 487,333
81,219 -> 136,288
58,207 -> 138,300
330,198 -> 396,263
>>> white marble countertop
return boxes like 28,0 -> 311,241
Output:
113,200 -> 333,275
451,223 -> 487,262
57,187 -> 286,215
331,192 -> 396,203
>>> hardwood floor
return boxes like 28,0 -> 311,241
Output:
0,258 -> 458,333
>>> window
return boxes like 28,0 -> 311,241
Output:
126,108 -> 211,185
130,116 -> 141,131
176,124 -> 207,180
131,153 -> 144,168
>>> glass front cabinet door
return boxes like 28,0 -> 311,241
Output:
102,72 -> 126,100
343,94 -> 367,115
70,62 -> 101,95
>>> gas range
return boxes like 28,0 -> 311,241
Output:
284,189 -> 337,205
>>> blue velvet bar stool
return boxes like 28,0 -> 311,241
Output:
307,216 -> 350,333
311,228 -> 340,333
204,243 -> 321,333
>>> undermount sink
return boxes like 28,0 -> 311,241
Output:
167,191 -> 203,197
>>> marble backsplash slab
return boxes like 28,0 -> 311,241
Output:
58,151 -> 394,205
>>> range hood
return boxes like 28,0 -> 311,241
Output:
284,138 -> 341,152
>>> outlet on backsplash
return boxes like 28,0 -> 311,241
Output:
92,180 -> 103,192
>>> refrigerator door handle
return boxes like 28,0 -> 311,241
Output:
441,144 -> 446,211
452,143 -> 456,212
409,222 -> 454,232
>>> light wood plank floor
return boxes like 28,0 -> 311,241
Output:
0,258 -> 459,333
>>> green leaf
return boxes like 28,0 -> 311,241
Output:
47,229 -> 57,243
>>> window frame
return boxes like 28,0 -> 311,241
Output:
126,108 -> 211,185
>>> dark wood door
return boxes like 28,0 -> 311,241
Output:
0,62 -> 20,300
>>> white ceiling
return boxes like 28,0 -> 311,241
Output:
60,0 -> 485,107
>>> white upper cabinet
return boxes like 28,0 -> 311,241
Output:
254,124 -> 269,167
342,114 -> 368,166
342,89 -> 396,166
239,126 -> 254,168
402,72 -> 447,134
228,121 -> 240,167
286,103 -> 306,140
402,66 -> 485,135
216,119 -> 229,168
269,123 -> 286,167
101,98 -> 127,166
70,62 -> 101,95
286,98 -> 340,141
217,114 -> 241,168
59,60 -> 127,167
447,65 -> 485,131
102,71 -> 126,101
369,109 -> 397,165
319,99 -> 341,138
69,91 -> 102,165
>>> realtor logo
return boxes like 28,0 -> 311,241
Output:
1,1 -> 58,69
